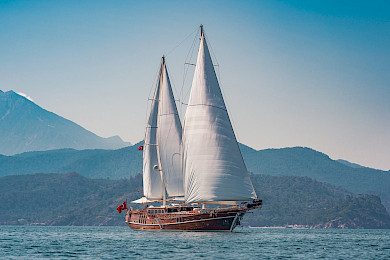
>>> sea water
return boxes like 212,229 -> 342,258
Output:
0,226 -> 389,259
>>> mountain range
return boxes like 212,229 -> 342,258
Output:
241,145 -> 390,210
1,143 -> 389,211
0,90 -> 130,155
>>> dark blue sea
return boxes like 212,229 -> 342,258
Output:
0,226 -> 389,259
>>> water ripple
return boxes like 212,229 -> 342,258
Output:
0,226 -> 389,259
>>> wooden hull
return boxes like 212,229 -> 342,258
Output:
126,208 -> 247,231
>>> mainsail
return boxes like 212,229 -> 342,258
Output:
183,26 -> 257,203
142,57 -> 183,201
157,59 -> 184,197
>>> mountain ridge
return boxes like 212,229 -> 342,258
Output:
0,90 -> 130,155
336,159 -> 366,169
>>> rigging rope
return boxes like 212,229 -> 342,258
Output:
180,29 -> 199,119
165,28 -> 198,57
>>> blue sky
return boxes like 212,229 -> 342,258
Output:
1,0 -> 389,170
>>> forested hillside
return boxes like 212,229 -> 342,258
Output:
1,173 -> 389,228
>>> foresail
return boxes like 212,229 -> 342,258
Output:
143,77 -> 163,200
183,31 -> 257,203
157,62 -> 184,197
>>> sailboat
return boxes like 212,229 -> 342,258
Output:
125,25 -> 262,231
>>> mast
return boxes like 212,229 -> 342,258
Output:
157,56 -> 167,207
182,25 -> 257,203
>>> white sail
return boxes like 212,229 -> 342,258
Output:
157,60 -> 184,197
183,28 -> 257,203
143,75 -> 163,200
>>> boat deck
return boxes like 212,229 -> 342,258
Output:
126,202 -> 261,231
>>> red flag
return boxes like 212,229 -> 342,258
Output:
117,201 -> 127,214
138,146 -> 143,151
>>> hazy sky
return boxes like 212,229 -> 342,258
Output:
1,0 -> 389,170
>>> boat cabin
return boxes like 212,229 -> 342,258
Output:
147,208 -> 165,214
146,205 -> 199,214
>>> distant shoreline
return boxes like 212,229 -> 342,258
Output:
249,225 -> 310,229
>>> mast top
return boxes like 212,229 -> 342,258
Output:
162,55 -> 165,64
200,24 -> 204,38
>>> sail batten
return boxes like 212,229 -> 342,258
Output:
183,31 -> 257,203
